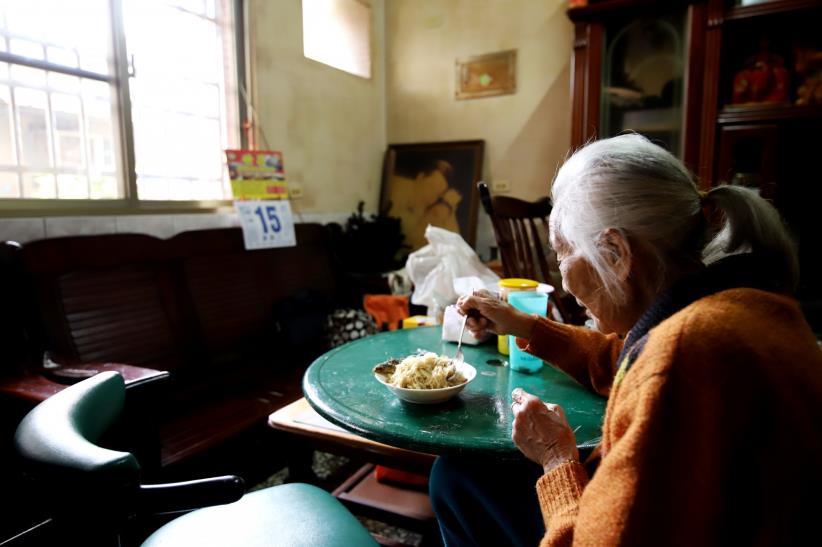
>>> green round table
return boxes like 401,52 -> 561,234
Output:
303,326 -> 606,458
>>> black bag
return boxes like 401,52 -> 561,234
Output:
272,291 -> 333,350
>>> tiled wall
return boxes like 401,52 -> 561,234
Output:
0,211 -> 350,244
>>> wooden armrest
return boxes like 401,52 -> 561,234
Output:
0,363 -> 169,404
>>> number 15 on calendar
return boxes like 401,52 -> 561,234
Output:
235,200 -> 297,250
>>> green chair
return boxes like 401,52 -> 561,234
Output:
13,371 -> 378,546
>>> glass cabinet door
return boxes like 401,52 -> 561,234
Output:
600,10 -> 686,156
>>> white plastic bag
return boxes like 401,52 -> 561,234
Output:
406,226 -> 500,315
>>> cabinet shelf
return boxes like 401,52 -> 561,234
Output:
725,0 -> 821,21
620,107 -> 680,132
717,103 -> 822,124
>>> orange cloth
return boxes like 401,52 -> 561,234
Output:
520,289 -> 822,546
363,294 -> 410,331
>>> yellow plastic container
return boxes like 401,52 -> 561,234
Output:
402,315 -> 437,329
497,278 -> 539,355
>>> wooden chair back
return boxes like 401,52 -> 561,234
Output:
479,182 -> 585,324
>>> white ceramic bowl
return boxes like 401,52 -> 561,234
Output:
374,361 -> 477,404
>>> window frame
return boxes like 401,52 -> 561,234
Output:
0,0 -> 246,216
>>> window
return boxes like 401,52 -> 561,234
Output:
0,0 -> 239,206
303,0 -> 371,79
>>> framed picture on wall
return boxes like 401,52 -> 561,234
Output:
380,140 -> 485,251
455,50 -> 517,100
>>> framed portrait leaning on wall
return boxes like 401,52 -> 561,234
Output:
380,140 -> 485,252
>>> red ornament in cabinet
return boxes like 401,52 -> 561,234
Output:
731,46 -> 789,105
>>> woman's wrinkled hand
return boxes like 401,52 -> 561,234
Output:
456,289 -> 537,339
511,388 -> 579,474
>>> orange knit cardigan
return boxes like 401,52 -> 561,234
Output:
521,288 -> 822,546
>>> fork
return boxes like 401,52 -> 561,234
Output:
454,314 -> 469,364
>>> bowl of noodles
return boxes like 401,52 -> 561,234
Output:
373,352 -> 476,404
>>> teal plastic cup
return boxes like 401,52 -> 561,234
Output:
508,291 -> 548,373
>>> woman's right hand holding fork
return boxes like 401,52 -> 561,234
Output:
456,289 -> 539,341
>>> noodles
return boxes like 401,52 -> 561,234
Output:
383,352 -> 466,389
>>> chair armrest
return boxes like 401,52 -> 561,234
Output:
1,364 -> 169,405
14,371 -> 143,517
138,475 -> 246,515
45,362 -> 170,388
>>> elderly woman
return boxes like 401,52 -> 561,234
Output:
430,134 -> 822,546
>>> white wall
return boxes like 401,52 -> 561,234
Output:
248,0 -> 387,217
385,0 -> 573,258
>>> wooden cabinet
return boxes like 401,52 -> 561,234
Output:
568,0 -> 706,168
568,0 -> 822,325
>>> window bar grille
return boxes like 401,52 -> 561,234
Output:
0,51 -> 111,84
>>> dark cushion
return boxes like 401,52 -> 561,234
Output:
141,483 -> 378,547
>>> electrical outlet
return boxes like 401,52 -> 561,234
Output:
289,181 -> 304,199
492,179 -> 511,193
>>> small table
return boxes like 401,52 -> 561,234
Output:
268,397 -> 435,476
303,327 -> 606,458
269,398 -> 438,536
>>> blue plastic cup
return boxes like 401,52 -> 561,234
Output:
508,291 -> 548,373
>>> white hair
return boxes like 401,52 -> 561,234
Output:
550,134 -> 798,303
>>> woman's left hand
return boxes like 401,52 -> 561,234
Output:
511,388 -> 579,474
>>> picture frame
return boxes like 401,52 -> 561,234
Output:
455,50 -> 517,100
380,140 -> 485,251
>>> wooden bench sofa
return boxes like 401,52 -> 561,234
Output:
0,224 -> 342,473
